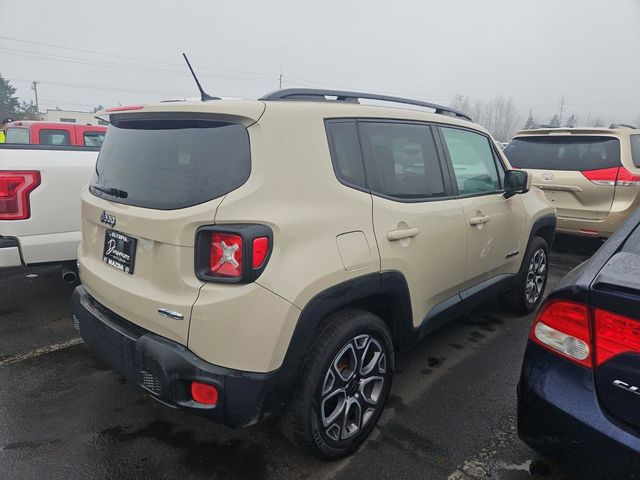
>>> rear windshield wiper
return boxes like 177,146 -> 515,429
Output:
91,184 -> 128,199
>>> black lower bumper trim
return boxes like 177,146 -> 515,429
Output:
71,286 -> 287,428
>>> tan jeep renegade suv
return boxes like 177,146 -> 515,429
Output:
71,89 -> 555,458
505,126 -> 640,238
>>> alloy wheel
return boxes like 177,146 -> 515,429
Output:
319,334 -> 387,442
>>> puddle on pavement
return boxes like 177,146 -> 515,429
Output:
99,420 -> 266,478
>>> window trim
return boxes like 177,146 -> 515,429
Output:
436,125 -> 506,199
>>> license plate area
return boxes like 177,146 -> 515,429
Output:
103,229 -> 137,274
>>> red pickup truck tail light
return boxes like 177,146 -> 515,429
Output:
0,171 -> 41,220
195,225 -> 272,283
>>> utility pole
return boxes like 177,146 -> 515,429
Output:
31,81 -> 40,113
558,94 -> 565,126
279,65 -> 283,89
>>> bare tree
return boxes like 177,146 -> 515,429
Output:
451,95 -> 521,142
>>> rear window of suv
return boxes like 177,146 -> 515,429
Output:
91,115 -> 251,210
505,136 -> 620,171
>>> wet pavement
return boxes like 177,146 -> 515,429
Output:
0,236 -> 603,480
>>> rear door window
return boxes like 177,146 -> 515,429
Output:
5,128 -> 30,144
440,127 -> 502,195
83,131 -> 105,147
39,129 -> 71,145
91,115 -> 251,210
505,136 -> 621,171
358,121 -> 446,200
631,135 -> 640,168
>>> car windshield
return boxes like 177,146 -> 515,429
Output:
504,136 -> 620,171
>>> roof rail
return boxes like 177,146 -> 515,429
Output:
258,88 -> 473,122
609,123 -> 637,129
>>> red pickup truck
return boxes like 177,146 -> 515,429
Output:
5,121 -> 107,147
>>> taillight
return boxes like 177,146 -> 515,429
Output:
252,237 -> 269,268
195,225 -> 272,283
581,167 -> 619,186
105,105 -> 144,112
615,166 -> 640,187
210,233 -> 243,277
582,166 -> 640,187
0,171 -> 41,220
594,308 -> 640,366
530,300 -> 592,368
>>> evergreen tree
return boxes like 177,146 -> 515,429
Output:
0,74 -> 39,120
549,114 -> 561,127
564,114 -> 577,128
524,111 -> 536,129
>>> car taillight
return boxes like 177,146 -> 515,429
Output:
594,308 -> 640,366
581,167 -> 619,186
615,166 -> 640,187
252,237 -> 269,268
210,232 -> 243,277
581,166 -> 640,187
0,171 -> 41,220
530,300 -> 592,368
195,225 -> 273,283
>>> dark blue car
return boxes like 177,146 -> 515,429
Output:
518,207 -> 640,478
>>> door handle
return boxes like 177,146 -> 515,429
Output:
469,215 -> 490,226
387,227 -> 419,241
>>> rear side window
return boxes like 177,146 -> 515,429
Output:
325,121 -> 366,189
91,116 -> 251,210
5,128 -> 30,144
84,131 -> 105,147
359,121 -> 446,200
39,129 -> 71,145
631,135 -> 640,168
441,127 -> 501,195
505,136 -> 621,171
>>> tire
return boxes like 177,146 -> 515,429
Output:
281,309 -> 394,459
502,236 -> 549,315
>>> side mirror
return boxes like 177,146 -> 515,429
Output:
504,169 -> 530,198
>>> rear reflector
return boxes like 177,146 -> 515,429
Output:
0,171 -> 41,220
210,232 -> 243,277
530,300 -> 592,368
191,381 -> 218,405
582,166 -> 640,187
594,308 -> 640,366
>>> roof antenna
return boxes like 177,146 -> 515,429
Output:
182,53 -> 220,101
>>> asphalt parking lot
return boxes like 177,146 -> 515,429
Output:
0,236 -> 603,480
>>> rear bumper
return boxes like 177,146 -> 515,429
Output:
556,207 -> 635,238
71,285 -> 288,428
0,237 -> 22,267
518,342 -> 640,476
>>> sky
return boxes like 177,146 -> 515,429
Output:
1,0 -> 639,127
